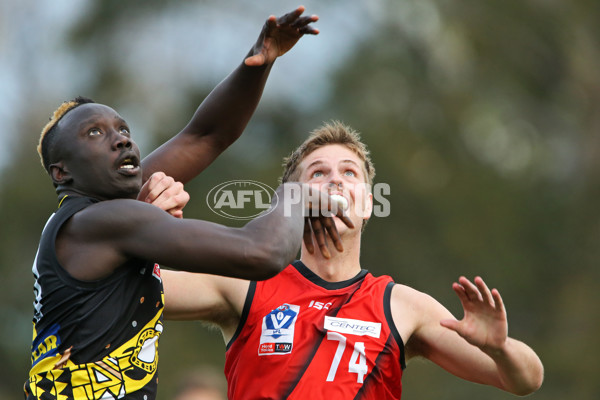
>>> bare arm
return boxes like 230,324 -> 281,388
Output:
58,183 -> 352,281
162,270 -> 248,342
59,184 -> 302,281
141,6 -> 319,184
394,279 -> 543,396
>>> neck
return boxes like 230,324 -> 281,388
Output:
299,231 -> 363,282
56,187 -> 136,202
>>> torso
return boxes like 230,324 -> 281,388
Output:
225,261 -> 405,400
26,196 -> 164,400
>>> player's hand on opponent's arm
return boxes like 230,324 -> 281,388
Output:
137,172 -> 190,218
300,185 -> 354,259
245,5 -> 319,67
440,276 -> 508,352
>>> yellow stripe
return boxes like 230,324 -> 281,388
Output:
58,195 -> 69,208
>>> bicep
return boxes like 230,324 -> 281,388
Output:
162,270 -> 228,321
162,270 -> 249,331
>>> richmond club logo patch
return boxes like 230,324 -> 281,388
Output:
258,303 -> 300,356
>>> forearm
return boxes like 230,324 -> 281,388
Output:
141,59 -> 273,184
182,57 -> 274,144
240,183 -> 304,276
485,338 -> 544,396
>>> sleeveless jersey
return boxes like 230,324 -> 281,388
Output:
25,196 -> 164,400
225,261 -> 405,400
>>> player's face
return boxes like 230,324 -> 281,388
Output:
298,144 -> 373,234
54,103 -> 142,200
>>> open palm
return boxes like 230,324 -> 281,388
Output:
440,276 -> 508,351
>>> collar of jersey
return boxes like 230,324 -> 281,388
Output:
291,260 -> 368,290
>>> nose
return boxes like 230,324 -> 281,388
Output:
112,132 -> 132,150
327,174 -> 343,192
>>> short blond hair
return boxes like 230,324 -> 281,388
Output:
38,96 -> 95,172
281,121 -> 375,185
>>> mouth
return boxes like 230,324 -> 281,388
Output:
116,154 -> 141,176
329,193 -> 349,211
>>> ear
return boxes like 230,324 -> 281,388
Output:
363,191 -> 373,222
49,161 -> 72,186
355,183 -> 373,222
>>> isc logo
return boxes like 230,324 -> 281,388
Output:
308,300 -> 332,310
206,180 -> 278,220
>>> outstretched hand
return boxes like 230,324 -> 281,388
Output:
137,172 -> 190,218
440,276 -> 508,353
300,186 -> 354,259
245,6 -> 319,67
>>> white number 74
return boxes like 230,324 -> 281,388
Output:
326,331 -> 368,383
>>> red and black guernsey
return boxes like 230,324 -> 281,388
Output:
225,261 -> 405,400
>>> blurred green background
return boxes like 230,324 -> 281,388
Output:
1,0 -> 599,399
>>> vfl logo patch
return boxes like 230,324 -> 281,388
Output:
324,316 -> 381,338
258,303 -> 299,356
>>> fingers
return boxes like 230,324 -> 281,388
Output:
439,318 -> 460,332
244,53 -> 267,67
300,186 -> 355,258
457,276 -> 483,302
321,216 -> 344,253
170,210 -> 184,219
451,281 -> 469,303
291,16 -> 320,35
140,172 -> 190,216
453,276 -> 503,311
275,7 -> 319,35
303,217 -> 315,254
331,203 -> 354,229
491,288 -> 506,315
276,6 -> 306,26
140,172 -> 171,203
473,276 -> 494,306
265,15 -> 278,34
309,218 -> 331,259
136,171 -> 165,202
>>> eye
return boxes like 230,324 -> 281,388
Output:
119,127 -> 131,136
88,128 -> 103,136
312,171 -> 324,178
344,170 -> 356,177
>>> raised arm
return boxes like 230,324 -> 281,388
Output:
395,278 -> 543,396
141,6 -> 319,184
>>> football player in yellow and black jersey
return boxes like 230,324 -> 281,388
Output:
25,7 -> 352,400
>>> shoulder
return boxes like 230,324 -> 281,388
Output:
62,198 -> 168,244
390,283 -> 456,359
71,198 -> 162,229
389,285 -> 448,342
391,283 -> 451,323
390,283 -> 433,308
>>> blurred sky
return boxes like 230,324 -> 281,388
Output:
0,0 -> 394,172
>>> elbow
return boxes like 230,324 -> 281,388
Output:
509,365 -> 544,396
522,371 -> 544,396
